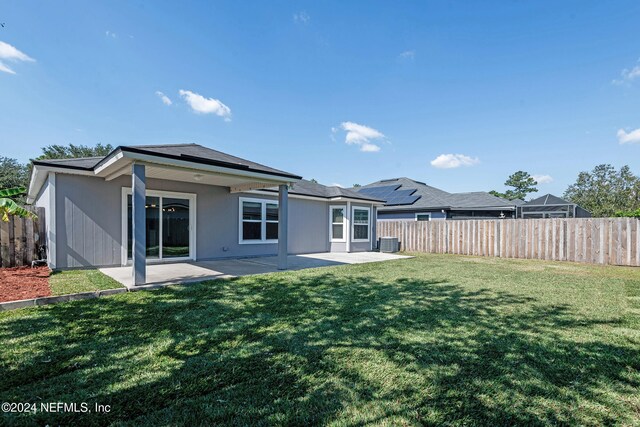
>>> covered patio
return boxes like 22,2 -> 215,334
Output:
89,145 -> 302,286
100,252 -> 411,289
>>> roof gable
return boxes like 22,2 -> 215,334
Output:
32,143 -> 302,180
525,194 -> 570,206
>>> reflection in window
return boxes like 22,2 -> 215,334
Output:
353,208 -> 370,240
240,199 -> 278,242
242,201 -> 262,240
127,195 -> 161,259
162,198 -> 190,258
331,207 -> 345,240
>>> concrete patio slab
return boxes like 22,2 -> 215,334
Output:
100,252 -> 411,289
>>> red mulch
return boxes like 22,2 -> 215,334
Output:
0,266 -> 52,303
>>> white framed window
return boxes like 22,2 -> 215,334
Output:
239,197 -> 279,244
330,205 -> 346,242
415,213 -> 431,221
351,206 -> 370,242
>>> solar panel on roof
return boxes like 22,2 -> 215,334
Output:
385,195 -> 420,206
358,184 -> 421,205
391,189 -> 417,197
358,185 -> 400,195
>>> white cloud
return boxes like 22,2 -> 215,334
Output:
179,89 -> 232,121
0,41 -> 35,74
330,183 -> 344,188
612,59 -> 640,85
532,174 -> 553,184
338,121 -> 385,152
155,91 -> 172,106
106,30 -> 116,38
399,50 -> 415,60
293,11 -> 310,24
360,142 -> 381,152
0,62 -> 15,74
617,127 -> 640,144
430,154 -> 479,169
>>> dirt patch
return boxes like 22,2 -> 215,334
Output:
0,266 -> 52,303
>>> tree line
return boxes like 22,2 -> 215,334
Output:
490,167 -> 640,217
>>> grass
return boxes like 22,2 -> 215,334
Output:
49,269 -> 124,296
1,253 -> 639,426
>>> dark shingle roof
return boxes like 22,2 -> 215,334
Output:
263,180 -> 383,202
358,177 -> 451,210
525,194 -> 571,206
32,157 -> 103,170
30,144 -> 379,201
355,177 -> 517,210
446,192 -> 516,209
33,143 -> 301,179
121,144 -> 299,179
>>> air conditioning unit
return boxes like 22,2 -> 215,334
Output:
379,236 -> 399,253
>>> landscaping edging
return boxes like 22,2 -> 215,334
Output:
0,288 -> 127,311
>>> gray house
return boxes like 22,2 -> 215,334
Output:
355,177 -> 517,220
27,144 -> 382,285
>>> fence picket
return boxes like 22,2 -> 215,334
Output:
377,218 -> 640,267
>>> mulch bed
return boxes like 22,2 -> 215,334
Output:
0,266 -> 52,303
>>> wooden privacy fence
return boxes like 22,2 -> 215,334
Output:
377,218 -> 640,267
0,207 -> 46,268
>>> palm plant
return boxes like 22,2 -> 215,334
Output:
0,187 -> 36,222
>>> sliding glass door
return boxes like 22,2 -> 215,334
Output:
162,198 -> 190,258
125,191 -> 195,262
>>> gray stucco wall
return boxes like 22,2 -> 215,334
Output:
56,174 -> 122,267
51,174 -> 371,268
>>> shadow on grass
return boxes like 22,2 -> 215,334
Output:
0,271 -> 638,425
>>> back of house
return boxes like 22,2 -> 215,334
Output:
27,143 -> 383,270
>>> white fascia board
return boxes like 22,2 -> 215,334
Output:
246,190 -> 383,205
107,151 -> 300,184
246,190 -> 323,201
27,165 -> 94,203
229,182 -> 285,193
329,197 -> 385,205
94,152 -> 124,175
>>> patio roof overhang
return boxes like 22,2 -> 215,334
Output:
27,147 -> 302,203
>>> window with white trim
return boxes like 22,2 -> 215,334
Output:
352,207 -> 370,242
239,198 -> 278,243
330,206 -> 346,242
416,213 -> 431,221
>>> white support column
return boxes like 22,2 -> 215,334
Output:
132,163 -> 146,285
371,205 -> 376,251
277,184 -> 288,270
346,201 -> 351,253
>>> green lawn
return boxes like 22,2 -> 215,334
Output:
1,254 -> 639,426
49,269 -> 124,296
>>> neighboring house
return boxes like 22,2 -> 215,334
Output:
27,144 -> 382,284
354,177 -> 517,220
517,194 -> 591,218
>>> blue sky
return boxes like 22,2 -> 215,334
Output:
1,1 -> 640,195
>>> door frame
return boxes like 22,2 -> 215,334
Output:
121,187 -> 197,265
